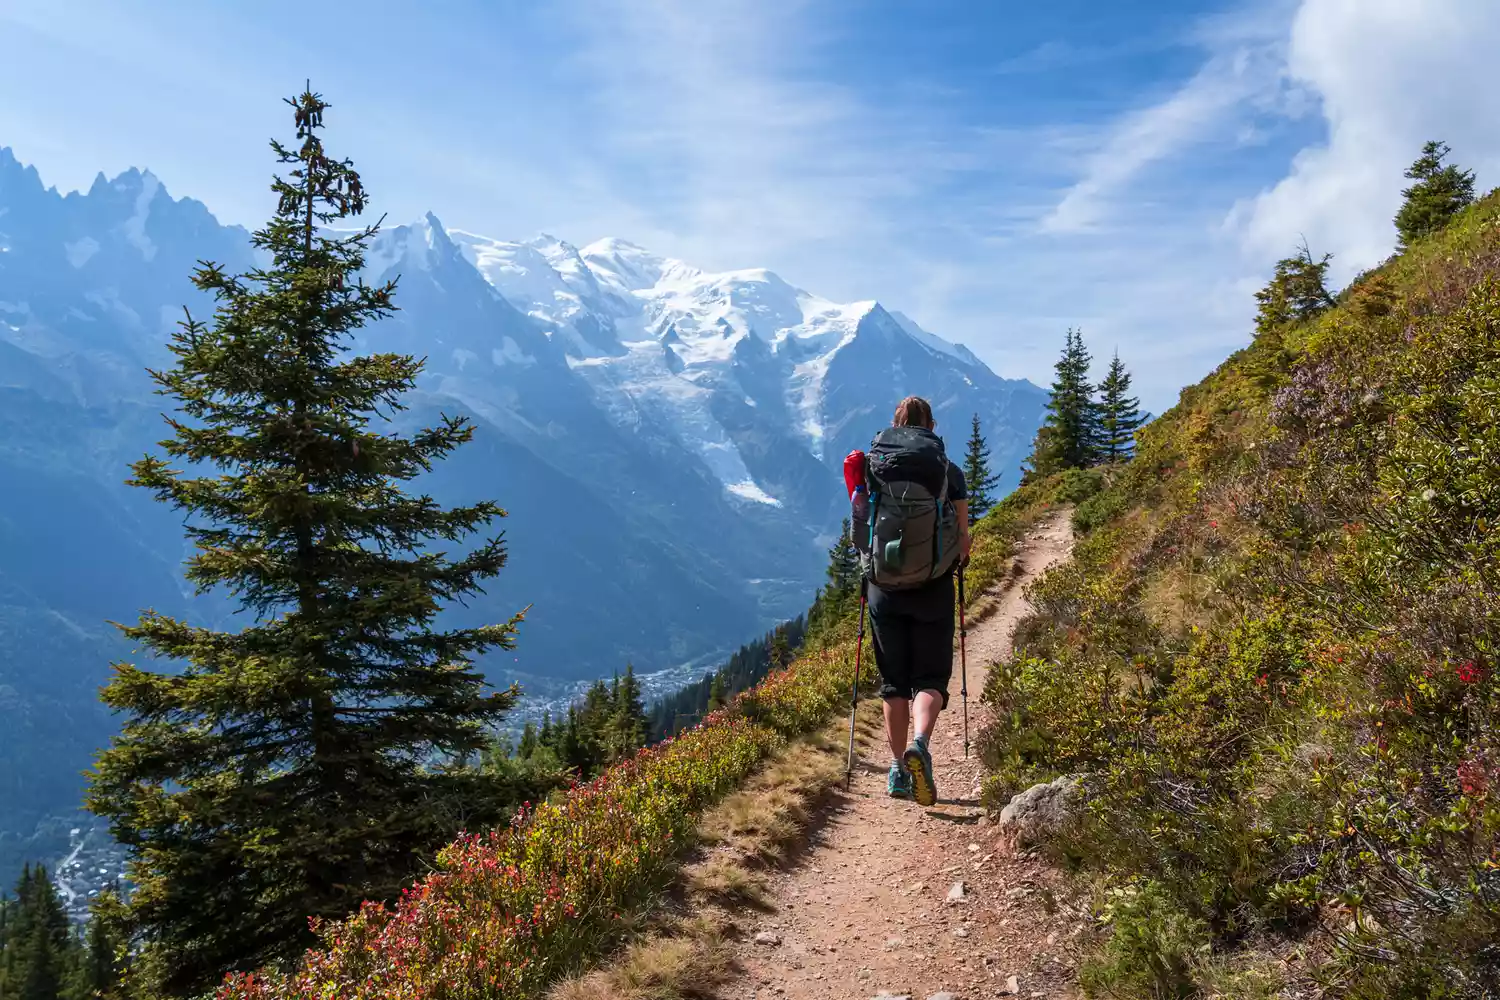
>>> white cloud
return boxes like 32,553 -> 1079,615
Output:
1230,0 -> 1500,282
1019,0 -> 1500,410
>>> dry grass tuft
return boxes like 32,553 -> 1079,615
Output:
700,731 -> 845,864
686,856 -> 770,909
550,926 -> 734,1000
1139,558 -> 1216,636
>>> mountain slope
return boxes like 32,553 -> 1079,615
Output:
971,192 -> 1500,994
0,147 -> 1046,876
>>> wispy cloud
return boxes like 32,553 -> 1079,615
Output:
1040,18 -> 1292,234
988,37 -> 1162,77
555,0 -> 987,274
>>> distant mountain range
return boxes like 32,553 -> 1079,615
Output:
0,147 -> 1048,876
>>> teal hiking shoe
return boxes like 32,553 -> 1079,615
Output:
902,743 -> 937,807
887,762 -> 913,799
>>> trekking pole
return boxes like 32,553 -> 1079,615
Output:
958,565 -> 970,759
846,580 -> 867,790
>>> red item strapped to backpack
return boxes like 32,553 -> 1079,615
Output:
842,450 -> 866,499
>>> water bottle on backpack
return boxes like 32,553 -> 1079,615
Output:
844,450 -> 871,556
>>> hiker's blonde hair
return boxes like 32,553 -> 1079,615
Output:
892,396 -> 934,429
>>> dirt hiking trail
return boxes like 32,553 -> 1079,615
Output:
722,513 -> 1078,1000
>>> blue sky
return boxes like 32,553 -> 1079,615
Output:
3,0 -> 1499,412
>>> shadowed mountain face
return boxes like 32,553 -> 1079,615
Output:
0,148 -> 1047,872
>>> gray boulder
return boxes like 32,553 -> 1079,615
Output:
997,776 -> 1082,846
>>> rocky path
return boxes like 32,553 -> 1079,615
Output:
721,513 -> 1079,1000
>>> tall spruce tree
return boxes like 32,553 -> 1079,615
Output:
1024,328 -> 1097,476
85,88 -> 524,995
1394,140 -> 1476,251
962,414 -> 1000,521
1096,352 -> 1144,462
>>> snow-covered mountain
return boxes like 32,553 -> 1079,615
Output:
0,148 -> 1047,875
430,224 -> 1043,522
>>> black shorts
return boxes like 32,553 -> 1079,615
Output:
866,575 -> 955,708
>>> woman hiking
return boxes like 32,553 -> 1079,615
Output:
851,396 -> 970,806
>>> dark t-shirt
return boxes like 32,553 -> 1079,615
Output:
866,445 -> 966,620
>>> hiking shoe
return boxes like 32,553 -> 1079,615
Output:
902,743 -> 937,807
887,762 -> 913,799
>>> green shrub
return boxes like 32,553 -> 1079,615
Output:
1053,466 -> 1106,504
1073,486 -> 1129,533
1080,880 -> 1210,999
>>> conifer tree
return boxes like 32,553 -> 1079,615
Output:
79,889 -> 127,1000
1395,140 -> 1476,251
825,518 -> 860,602
706,673 -> 729,712
1096,352 -> 1144,462
517,720 -> 539,759
609,665 -> 648,760
1024,328 -> 1097,475
0,865 -> 77,1000
553,706 -> 587,773
962,414 -> 1000,521
1254,242 -> 1335,337
768,627 -> 792,672
84,88 -> 524,996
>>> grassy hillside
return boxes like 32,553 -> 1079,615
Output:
976,194 -> 1500,996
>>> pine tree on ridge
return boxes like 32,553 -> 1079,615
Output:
1024,327 -> 1097,477
1254,241 -> 1335,337
1096,351 -> 1144,462
962,413 -> 999,521
1395,140 -> 1476,251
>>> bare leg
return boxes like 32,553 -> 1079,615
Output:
913,689 -> 943,742
883,697 -> 910,761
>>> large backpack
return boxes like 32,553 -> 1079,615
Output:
857,426 -> 960,590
